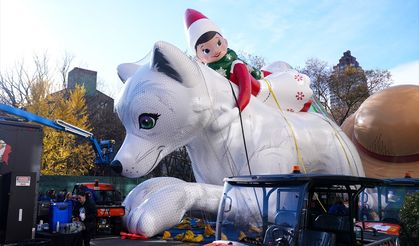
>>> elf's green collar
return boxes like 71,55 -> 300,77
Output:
207,49 -> 237,73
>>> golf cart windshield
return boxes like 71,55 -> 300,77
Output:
360,185 -> 419,224
216,181 -> 305,244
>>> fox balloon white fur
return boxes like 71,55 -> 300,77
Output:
113,41 -> 364,237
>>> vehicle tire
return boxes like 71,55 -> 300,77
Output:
111,217 -> 122,235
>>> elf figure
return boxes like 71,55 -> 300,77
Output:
184,8 -> 313,114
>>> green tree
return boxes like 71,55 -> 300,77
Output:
399,192 -> 419,245
27,84 -> 94,175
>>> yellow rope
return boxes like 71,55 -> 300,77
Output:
310,98 -> 356,173
311,101 -> 355,175
334,131 -> 354,174
263,79 -> 307,173
314,192 -> 327,213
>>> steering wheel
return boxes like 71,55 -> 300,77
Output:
264,225 -> 294,246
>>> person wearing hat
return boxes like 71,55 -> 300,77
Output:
184,8 -> 312,114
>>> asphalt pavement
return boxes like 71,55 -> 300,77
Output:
91,236 -> 201,246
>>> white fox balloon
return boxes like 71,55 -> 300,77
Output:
112,41 -> 364,237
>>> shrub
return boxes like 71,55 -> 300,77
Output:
399,192 -> 419,245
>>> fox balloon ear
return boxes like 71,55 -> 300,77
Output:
150,41 -> 202,88
117,63 -> 140,83
150,46 -> 182,83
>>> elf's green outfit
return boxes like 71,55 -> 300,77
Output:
207,48 -> 270,111
207,49 -> 264,80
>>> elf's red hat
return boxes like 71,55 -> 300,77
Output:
184,9 -> 221,52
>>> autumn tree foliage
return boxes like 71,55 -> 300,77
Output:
26,84 -> 94,175
1,54 -> 97,175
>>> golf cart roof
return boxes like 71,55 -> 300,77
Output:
224,173 -> 384,188
383,176 -> 419,187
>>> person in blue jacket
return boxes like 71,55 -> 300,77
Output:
328,199 -> 348,216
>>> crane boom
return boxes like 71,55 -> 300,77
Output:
0,103 -> 114,165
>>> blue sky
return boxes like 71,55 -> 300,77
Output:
1,0 -> 418,97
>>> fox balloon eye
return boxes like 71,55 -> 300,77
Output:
138,113 -> 160,129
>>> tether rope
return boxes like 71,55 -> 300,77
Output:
263,79 -> 306,173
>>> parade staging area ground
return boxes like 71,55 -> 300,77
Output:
92,236 -> 199,246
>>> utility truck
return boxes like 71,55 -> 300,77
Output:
72,180 -> 124,234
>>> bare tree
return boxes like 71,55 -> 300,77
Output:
33,53 -> 50,82
57,52 -> 74,89
0,58 -> 44,107
299,58 -> 332,110
147,147 -> 194,182
0,53 -> 74,107
299,59 -> 393,125
328,66 -> 370,125
238,51 -> 266,70
365,69 -> 392,94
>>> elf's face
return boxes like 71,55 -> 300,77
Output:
196,33 -> 228,64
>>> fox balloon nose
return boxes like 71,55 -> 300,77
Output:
110,160 -> 123,174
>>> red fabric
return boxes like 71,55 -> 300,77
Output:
261,70 -> 271,77
203,243 -> 231,246
1,145 -> 11,165
230,63 -> 252,111
120,231 -> 148,240
250,76 -> 261,96
300,99 -> 312,112
185,9 -> 207,29
355,139 -> 419,163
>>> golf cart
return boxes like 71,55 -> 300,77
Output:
209,171 -> 399,246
